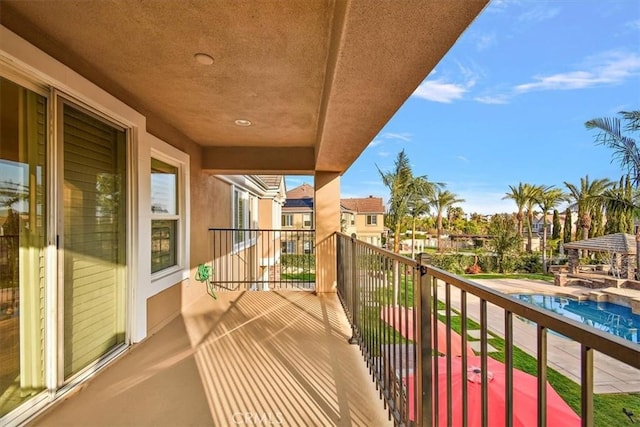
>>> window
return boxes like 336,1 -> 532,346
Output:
303,213 -> 313,228
233,187 -> 258,247
282,214 -> 293,227
366,215 -> 378,226
303,240 -> 312,254
151,158 -> 179,273
281,241 -> 295,254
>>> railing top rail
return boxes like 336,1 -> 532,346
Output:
426,264 -> 640,369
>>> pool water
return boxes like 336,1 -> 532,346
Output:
513,294 -> 640,344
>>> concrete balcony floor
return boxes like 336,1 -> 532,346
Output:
30,291 -> 392,427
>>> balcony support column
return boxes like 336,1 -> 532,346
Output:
314,172 -> 340,293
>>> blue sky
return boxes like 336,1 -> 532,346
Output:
287,0 -> 640,215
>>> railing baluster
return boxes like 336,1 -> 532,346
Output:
480,298 -> 488,427
537,324 -> 548,427
505,310 -> 513,427
581,345 -> 594,426
461,289 -> 468,427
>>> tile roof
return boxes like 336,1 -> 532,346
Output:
286,183 -> 314,199
340,196 -> 384,213
564,233 -> 636,254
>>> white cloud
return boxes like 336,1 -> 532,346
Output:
628,19 -> 640,31
378,151 -> 391,157
381,132 -> 412,142
515,51 -> 640,93
456,156 -> 469,163
412,79 -> 468,103
474,94 -> 510,104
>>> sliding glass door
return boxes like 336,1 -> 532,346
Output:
0,75 -> 129,419
0,77 -> 47,416
61,103 -> 127,379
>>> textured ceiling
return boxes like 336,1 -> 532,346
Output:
1,0 -> 488,175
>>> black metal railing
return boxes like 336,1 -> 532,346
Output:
336,232 -> 640,427
208,228 -> 315,291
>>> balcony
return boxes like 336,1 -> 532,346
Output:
26,230 -> 640,426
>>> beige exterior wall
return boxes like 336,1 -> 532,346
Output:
354,213 -> 384,245
315,173 -> 340,293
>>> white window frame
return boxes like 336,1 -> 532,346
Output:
366,214 -> 378,226
150,141 -> 190,291
282,214 -> 293,227
232,186 -> 258,252
303,213 -> 313,228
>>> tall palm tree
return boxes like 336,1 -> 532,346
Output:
535,187 -> 568,271
586,110 -> 640,185
523,184 -> 544,253
429,189 -> 465,252
564,176 -> 613,255
378,150 -> 440,253
588,112 -> 640,276
503,183 -> 529,238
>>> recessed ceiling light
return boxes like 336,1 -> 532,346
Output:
194,53 -> 214,65
234,119 -> 252,127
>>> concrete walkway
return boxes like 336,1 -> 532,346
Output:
449,279 -> 640,394
29,291 -> 392,427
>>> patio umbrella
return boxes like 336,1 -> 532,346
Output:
380,306 -> 474,357
404,356 -> 581,426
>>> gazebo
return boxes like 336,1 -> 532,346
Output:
563,233 -> 637,279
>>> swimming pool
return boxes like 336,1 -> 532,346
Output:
513,294 -> 640,345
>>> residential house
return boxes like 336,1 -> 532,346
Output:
0,2 -> 489,424
341,196 -> 385,246
283,185 -> 385,247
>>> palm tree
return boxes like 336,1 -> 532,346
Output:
378,150 -> 440,253
588,112 -> 640,277
535,187 -> 568,271
429,189 -> 465,252
503,183 -> 529,238
408,197 -> 430,258
586,111 -> 640,185
564,176 -> 613,255
523,184 -> 544,253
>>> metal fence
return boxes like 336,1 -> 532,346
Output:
336,232 -> 640,427
208,228 -> 315,291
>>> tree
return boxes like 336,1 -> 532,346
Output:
586,110 -> 640,185
552,209 -> 561,240
564,176 -> 613,250
588,110 -> 640,278
408,197 -> 430,258
523,184 -> 544,252
600,189 -> 640,279
535,187 -> 567,271
377,150 -> 439,253
563,208 -> 572,243
429,189 -> 465,252
487,214 -> 522,273
503,183 -> 529,237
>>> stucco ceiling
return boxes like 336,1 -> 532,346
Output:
1,0 -> 488,175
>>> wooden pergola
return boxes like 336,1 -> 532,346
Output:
563,233 -> 636,279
